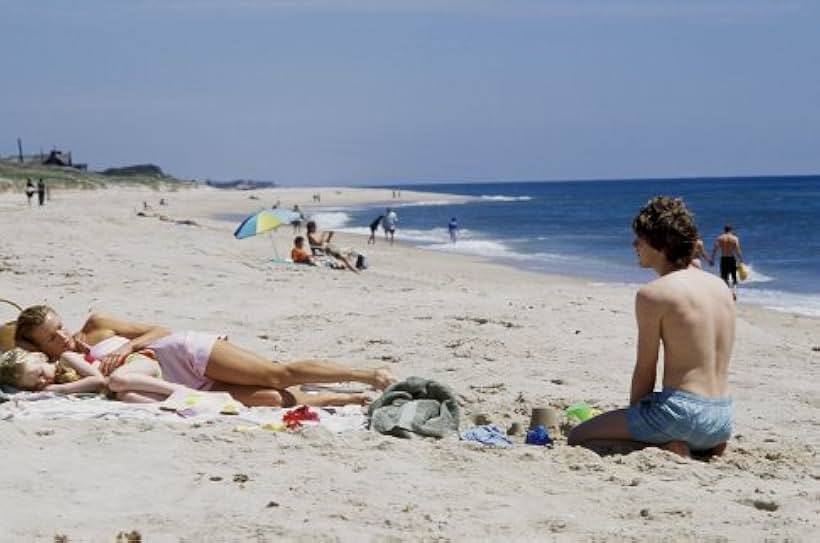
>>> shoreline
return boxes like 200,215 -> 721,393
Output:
273,191 -> 820,320
0,184 -> 817,540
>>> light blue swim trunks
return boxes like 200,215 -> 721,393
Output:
627,388 -> 733,452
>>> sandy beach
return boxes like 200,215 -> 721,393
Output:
0,185 -> 817,541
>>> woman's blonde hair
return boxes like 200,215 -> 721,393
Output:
14,305 -> 54,345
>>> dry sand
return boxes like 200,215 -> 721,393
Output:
0,185 -> 817,541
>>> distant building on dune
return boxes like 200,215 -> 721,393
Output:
43,149 -> 72,167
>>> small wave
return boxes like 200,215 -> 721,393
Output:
305,211 -> 352,230
741,288 -> 820,317
392,200 -> 459,208
479,195 -> 533,202
423,239 -> 521,259
742,264 -> 774,283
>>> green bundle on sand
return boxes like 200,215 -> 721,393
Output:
368,376 -> 460,438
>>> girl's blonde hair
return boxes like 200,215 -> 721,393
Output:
0,348 -> 28,387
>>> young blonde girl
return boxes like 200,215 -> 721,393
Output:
0,347 -> 182,403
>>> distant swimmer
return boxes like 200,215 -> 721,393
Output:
710,224 -> 744,295
448,217 -> 459,243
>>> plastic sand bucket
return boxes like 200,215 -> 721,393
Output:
566,402 -> 600,423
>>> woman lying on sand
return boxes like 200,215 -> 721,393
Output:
15,305 -> 395,407
0,346 -> 183,402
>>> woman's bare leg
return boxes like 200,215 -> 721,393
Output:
204,340 -> 395,390
210,383 -> 368,407
284,386 -> 369,407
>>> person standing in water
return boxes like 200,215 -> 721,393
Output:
368,214 -> 384,245
382,208 -> 398,245
448,217 -> 459,243
710,224 -> 744,294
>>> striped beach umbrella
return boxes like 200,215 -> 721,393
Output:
234,208 -> 302,261
233,208 -> 300,239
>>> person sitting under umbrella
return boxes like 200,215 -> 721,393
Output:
291,236 -> 317,266
15,305 -> 395,407
306,221 -> 359,273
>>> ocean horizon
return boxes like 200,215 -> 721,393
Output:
221,175 -> 820,317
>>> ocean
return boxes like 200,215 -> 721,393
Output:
225,176 -> 820,317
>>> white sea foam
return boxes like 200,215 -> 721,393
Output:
478,195 -> 533,202
306,210 -> 352,230
741,264 -> 774,283
741,288 -> 820,317
392,200 -> 458,208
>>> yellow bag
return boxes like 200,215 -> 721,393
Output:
0,299 -> 22,352
737,263 -> 748,282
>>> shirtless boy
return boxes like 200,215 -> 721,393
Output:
568,196 -> 735,457
710,224 -> 744,289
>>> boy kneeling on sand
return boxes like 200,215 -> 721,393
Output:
568,196 -> 734,458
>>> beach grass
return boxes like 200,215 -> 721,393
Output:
0,159 -> 195,191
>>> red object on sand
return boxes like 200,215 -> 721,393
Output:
282,405 -> 320,429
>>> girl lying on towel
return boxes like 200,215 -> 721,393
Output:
0,347 -> 183,403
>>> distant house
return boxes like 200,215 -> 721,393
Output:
43,150 -> 72,167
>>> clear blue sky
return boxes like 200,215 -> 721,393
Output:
3,1 -> 819,185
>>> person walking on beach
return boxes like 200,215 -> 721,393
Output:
25,178 -> 35,206
568,196 -> 735,458
710,224 -> 744,293
367,214 -> 384,245
37,178 -> 46,206
291,204 -> 305,234
383,208 -> 398,245
448,217 -> 459,243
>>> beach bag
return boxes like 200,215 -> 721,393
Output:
356,254 -> 368,270
737,263 -> 748,282
0,299 -> 22,352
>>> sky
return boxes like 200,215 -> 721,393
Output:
2,0 -> 819,185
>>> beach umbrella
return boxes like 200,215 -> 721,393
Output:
234,208 -> 301,260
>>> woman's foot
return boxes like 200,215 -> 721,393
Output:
369,368 -> 396,390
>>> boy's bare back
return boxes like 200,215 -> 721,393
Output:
639,267 -> 735,397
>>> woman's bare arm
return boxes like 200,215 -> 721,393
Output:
84,313 -> 171,374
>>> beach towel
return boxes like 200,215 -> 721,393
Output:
368,376 -> 460,438
0,388 -> 367,432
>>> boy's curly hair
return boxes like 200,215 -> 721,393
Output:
632,196 -> 699,269
0,348 -> 26,387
